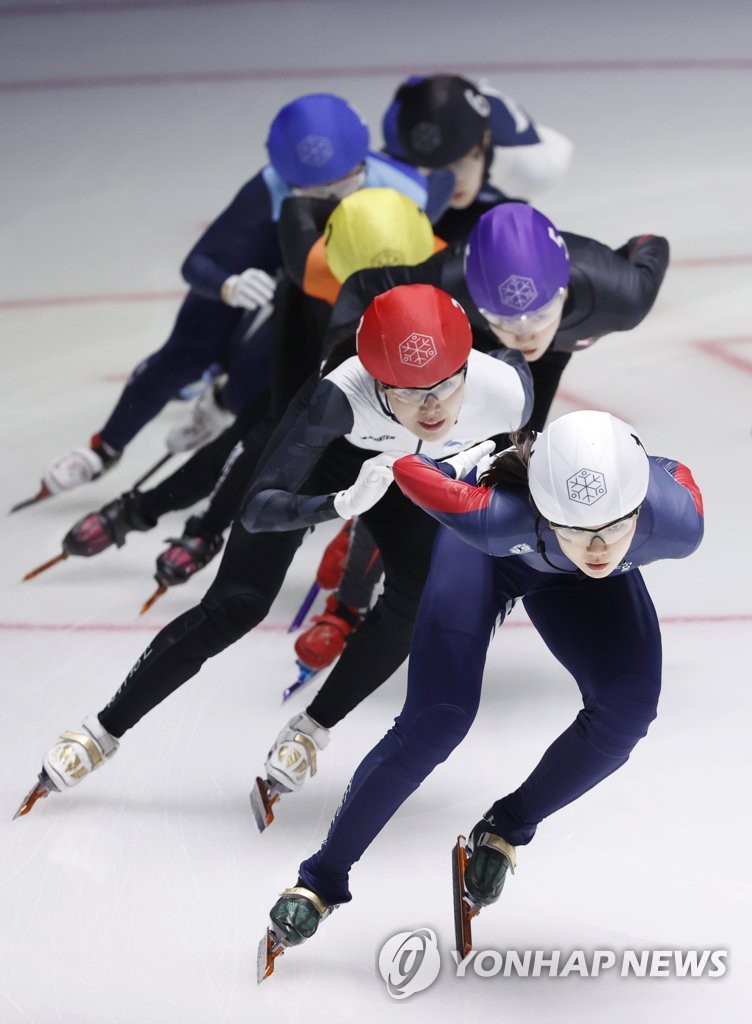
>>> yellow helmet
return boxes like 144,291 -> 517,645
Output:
324,187 -> 435,283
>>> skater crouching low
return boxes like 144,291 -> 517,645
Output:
15,284 -> 531,818
261,410 -> 703,976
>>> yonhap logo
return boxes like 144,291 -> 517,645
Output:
378,928 -> 441,999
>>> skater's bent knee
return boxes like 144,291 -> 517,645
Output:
579,700 -> 658,759
199,591 -> 272,646
397,704 -> 473,765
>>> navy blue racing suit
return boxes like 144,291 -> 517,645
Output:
97,155 -> 436,451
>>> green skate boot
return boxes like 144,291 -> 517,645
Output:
452,818 -> 516,957
464,818 -> 517,907
258,885 -> 334,982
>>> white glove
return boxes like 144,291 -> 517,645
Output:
442,440 -> 496,480
221,268 -> 277,310
333,453 -> 396,519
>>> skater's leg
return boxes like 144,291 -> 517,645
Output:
291,519 -> 381,673
139,391 -> 270,521
220,313 -> 276,413
298,529 -> 499,905
97,520 -> 305,736
192,415 -> 277,537
336,518 -> 383,611
60,399 -> 271,562
148,376 -> 317,585
488,570 -> 662,846
304,489 -> 438,729
99,294 -> 243,451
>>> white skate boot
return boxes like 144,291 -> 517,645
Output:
15,715 -> 119,818
250,713 -> 330,832
43,437 -> 120,494
265,712 -> 330,793
43,714 -> 119,791
165,383 -> 234,453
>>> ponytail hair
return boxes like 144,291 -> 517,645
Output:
478,429 -> 537,488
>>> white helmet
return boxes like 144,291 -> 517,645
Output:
528,411 -> 649,527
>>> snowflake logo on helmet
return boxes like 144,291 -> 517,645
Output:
398,333 -> 437,368
567,468 -> 607,506
409,121 -> 442,155
498,274 -> 538,311
296,134 -> 334,168
371,248 -> 405,268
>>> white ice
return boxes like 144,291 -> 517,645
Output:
1,1 -> 750,1022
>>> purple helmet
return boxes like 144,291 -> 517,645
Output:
464,203 -> 570,317
266,93 -> 369,187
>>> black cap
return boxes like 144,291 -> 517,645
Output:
395,74 -> 491,168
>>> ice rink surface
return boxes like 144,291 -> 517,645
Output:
1,1 -> 750,1021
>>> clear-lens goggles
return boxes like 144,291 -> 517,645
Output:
382,367 -> 466,406
291,165 -> 367,201
550,507 -> 640,548
479,287 -> 566,334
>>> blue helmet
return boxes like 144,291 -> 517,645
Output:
266,93 -> 370,187
465,203 -> 570,316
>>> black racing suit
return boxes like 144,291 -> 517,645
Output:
98,348 -> 531,737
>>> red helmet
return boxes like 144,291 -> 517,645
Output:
356,284 -> 472,387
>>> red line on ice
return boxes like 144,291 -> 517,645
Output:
0,290 -> 185,311
2,255 -> 750,313
1,614 -> 750,634
692,336 -> 752,375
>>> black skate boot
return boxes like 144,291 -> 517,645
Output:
258,883 -> 334,982
63,491 -> 156,557
154,516 -> 224,586
464,817 -> 517,907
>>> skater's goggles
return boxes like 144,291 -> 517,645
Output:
549,507 -> 640,548
292,165 -> 367,201
479,288 -> 566,335
381,365 -> 467,405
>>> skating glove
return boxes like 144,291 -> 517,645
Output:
221,268 -> 277,309
333,453 -> 396,519
441,440 -> 496,480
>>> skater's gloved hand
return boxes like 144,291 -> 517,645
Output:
221,268 -> 277,309
442,440 -> 496,480
333,453 -> 396,519
615,234 -> 656,262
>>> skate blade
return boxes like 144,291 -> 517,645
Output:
257,927 -> 286,983
22,551 -> 68,582
288,582 -> 321,633
452,835 -> 480,959
282,661 -> 320,702
139,584 -> 167,615
13,771 -> 56,819
250,777 -> 281,832
10,484 -> 52,514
